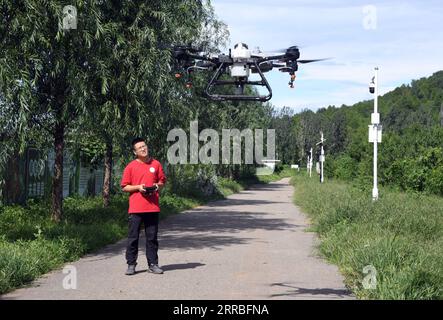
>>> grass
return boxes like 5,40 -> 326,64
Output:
256,165 -> 295,183
218,177 -> 246,196
291,174 -> 443,300
214,165 -> 295,197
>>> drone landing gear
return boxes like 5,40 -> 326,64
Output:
205,62 -> 272,102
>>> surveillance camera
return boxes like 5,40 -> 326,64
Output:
369,77 -> 375,94
369,82 -> 375,94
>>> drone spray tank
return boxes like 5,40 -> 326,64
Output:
230,43 -> 251,77
229,43 -> 251,95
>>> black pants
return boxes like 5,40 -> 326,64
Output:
125,212 -> 159,266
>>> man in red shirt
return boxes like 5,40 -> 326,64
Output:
120,138 -> 167,275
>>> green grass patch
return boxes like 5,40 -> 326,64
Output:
218,177 -> 245,196
256,165 -> 295,183
291,174 -> 443,299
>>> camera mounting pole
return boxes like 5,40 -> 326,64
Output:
369,67 -> 381,201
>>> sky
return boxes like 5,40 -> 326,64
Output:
210,0 -> 443,112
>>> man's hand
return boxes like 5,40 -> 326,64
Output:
138,184 -> 147,193
122,184 -> 147,193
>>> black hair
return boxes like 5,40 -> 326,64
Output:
131,137 -> 145,150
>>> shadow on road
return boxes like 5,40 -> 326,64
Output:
161,262 -> 205,272
269,282 -> 353,298
160,233 -> 255,251
162,210 -> 297,234
84,209 -> 301,260
132,263 -> 205,274
204,199 -> 280,207
86,210 -> 305,262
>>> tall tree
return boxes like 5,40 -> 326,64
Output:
1,1 -> 122,221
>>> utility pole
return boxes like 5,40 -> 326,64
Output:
306,150 -> 311,176
316,132 -> 325,183
309,147 -> 313,178
369,67 -> 382,201
306,153 -> 310,174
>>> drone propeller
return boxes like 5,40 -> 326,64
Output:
298,58 -> 329,64
266,45 -> 300,53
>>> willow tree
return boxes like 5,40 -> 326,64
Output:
0,0 -> 125,221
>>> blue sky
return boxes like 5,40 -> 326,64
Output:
211,0 -> 443,112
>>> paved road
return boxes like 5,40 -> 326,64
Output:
2,178 -> 354,300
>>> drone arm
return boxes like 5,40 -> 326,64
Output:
183,52 -> 218,63
257,54 -> 287,63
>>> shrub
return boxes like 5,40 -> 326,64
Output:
332,154 -> 359,180
167,164 -> 221,198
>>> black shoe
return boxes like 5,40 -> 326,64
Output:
125,264 -> 136,275
148,264 -> 164,274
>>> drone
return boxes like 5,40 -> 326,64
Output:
171,42 -> 327,102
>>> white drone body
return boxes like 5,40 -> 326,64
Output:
230,42 -> 251,78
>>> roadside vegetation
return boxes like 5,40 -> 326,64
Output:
291,174 -> 442,300
256,164 -> 295,183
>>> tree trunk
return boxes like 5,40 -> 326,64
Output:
102,140 -> 113,207
4,148 -> 21,204
51,120 -> 64,223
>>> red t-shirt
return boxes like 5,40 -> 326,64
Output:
120,158 -> 167,214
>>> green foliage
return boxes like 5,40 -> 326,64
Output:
292,175 -> 443,299
166,164 -> 221,198
217,177 -> 244,196
256,164 -> 294,183
0,237 -> 84,294
328,154 -> 358,180
271,107 -> 298,164
383,146 -> 443,195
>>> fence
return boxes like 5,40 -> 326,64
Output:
2,147 -> 105,204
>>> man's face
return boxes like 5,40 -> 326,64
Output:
133,141 -> 149,158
